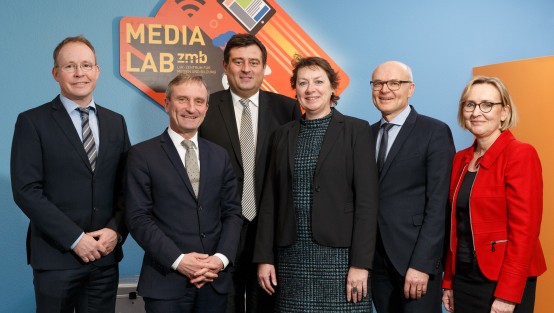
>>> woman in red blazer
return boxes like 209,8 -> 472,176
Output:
442,76 -> 546,313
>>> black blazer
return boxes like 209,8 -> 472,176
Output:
124,130 -> 243,299
253,109 -> 380,269
11,96 -> 130,270
371,106 -> 455,275
199,89 -> 301,212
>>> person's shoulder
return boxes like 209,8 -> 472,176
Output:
130,133 -> 164,152
415,112 -> 449,127
208,89 -> 229,104
18,98 -> 58,118
336,110 -> 369,126
95,103 -> 125,119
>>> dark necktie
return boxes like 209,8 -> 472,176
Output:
182,139 -> 199,197
77,107 -> 97,172
377,123 -> 394,172
239,98 -> 256,221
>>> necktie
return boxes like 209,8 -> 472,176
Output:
239,99 -> 257,221
182,140 -> 200,197
377,123 -> 394,172
77,107 -> 97,172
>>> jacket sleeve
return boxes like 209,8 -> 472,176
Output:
409,122 -> 455,274
11,113 -> 83,251
494,143 -> 543,303
349,121 -> 379,269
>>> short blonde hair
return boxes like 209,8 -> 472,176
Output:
457,76 -> 518,131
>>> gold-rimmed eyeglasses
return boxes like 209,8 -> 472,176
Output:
58,63 -> 96,73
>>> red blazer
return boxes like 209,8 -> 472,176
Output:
443,130 -> 546,304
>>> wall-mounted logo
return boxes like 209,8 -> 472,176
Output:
119,0 -> 349,107
176,0 -> 206,18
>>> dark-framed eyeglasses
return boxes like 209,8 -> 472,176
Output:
463,101 -> 503,113
370,80 -> 412,91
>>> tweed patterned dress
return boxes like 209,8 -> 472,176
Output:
276,112 -> 371,313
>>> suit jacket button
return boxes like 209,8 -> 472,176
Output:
315,186 -> 321,192
198,206 -> 202,211
93,207 -> 98,212
200,233 -> 206,238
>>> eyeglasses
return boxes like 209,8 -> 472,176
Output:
58,63 -> 96,73
370,80 -> 412,91
463,101 -> 503,113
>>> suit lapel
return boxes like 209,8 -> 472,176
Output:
256,91 -> 270,163
218,92 -> 243,168
50,97 -> 92,171
287,121 -> 300,176
379,107 -> 418,181
197,138 -> 210,200
95,104 -> 108,171
160,130 -> 197,199
315,110 -> 343,175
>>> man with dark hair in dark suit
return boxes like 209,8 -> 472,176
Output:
369,61 -> 455,313
199,33 -> 301,313
11,35 -> 130,313
125,74 -> 243,313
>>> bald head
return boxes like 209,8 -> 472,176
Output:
372,61 -> 413,81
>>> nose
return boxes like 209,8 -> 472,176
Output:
380,83 -> 391,93
305,82 -> 316,93
241,62 -> 251,72
74,66 -> 85,76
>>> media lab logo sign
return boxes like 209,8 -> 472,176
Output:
119,0 -> 349,107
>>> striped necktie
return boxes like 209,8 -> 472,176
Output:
77,107 -> 97,172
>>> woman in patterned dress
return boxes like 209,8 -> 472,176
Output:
253,56 -> 379,312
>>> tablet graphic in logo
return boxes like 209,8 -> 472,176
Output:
120,0 -> 349,107
218,0 -> 275,34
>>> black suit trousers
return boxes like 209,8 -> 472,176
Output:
33,264 -> 118,313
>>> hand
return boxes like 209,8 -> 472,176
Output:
72,233 -> 105,263
191,255 -> 224,288
87,228 -> 119,256
257,263 -> 277,295
346,266 -> 368,303
404,267 -> 429,300
176,253 -> 220,288
442,289 -> 454,312
491,298 -> 516,313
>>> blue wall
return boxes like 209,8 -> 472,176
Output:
1,1 -> 553,312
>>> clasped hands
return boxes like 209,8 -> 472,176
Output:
177,252 -> 224,288
73,228 -> 119,263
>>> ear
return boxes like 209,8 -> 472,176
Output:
501,104 -> 510,122
164,98 -> 170,113
52,67 -> 60,82
407,83 -> 415,98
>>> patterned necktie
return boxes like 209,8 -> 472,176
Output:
77,107 -> 97,172
239,99 -> 257,221
377,123 -> 394,172
182,139 -> 200,197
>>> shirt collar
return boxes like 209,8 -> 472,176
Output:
230,90 -> 260,108
167,127 -> 199,149
60,94 -> 96,114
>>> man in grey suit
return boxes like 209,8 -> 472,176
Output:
125,74 -> 243,312
199,33 -> 301,313
369,61 -> 455,313
11,35 -> 130,312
